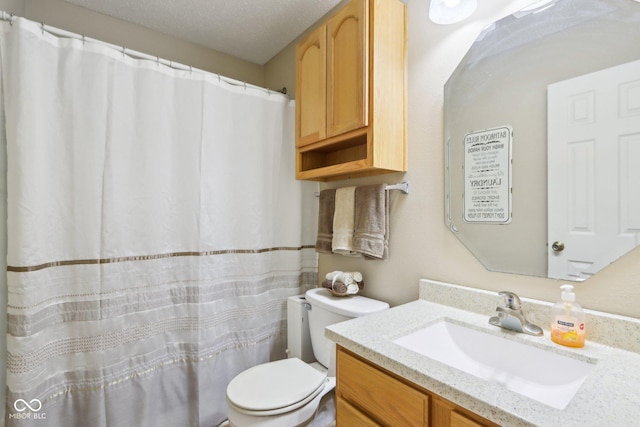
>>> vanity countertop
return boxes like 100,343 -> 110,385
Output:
325,280 -> 640,427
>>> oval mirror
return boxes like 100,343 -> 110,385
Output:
444,0 -> 640,281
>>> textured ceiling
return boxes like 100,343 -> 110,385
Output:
63,0 -> 344,65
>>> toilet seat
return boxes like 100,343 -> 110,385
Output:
226,358 -> 327,416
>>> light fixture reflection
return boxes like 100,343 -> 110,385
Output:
513,0 -> 557,19
519,0 -> 555,11
429,0 -> 477,25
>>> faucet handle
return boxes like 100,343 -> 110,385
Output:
498,291 -> 522,310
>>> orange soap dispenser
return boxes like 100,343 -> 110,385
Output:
551,284 -> 586,348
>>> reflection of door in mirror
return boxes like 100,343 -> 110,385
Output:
548,60 -> 640,281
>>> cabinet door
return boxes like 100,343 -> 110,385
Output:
338,348 -> 426,426
326,0 -> 369,138
295,24 -> 327,147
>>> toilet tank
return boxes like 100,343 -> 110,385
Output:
304,288 -> 389,368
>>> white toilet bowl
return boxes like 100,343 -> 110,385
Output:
226,358 -> 336,427
225,288 -> 389,427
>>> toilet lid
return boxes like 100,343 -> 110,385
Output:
226,358 -> 326,414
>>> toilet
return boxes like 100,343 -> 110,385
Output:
225,287 -> 389,427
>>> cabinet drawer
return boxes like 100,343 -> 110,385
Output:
451,411 -> 486,427
337,397 -> 380,426
431,393 -> 500,427
337,348 -> 427,426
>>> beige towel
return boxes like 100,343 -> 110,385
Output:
332,186 -> 358,256
315,189 -> 336,254
353,184 -> 389,259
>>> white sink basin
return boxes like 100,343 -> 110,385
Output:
393,319 -> 596,409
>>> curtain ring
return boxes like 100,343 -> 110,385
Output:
189,65 -> 193,74
121,46 -> 126,57
9,13 -> 14,26
156,56 -> 160,67
82,34 -> 86,45
40,22 -> 44,36
243,82 -> 247,90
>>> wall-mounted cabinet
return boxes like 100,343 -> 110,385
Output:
337,346 -> 500,427
295,0 -> 406,181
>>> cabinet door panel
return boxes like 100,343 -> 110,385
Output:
431,394 -> 497,427
451,410 -> 486,427
338,349 -> 425,426
295,25 -> 326,146
326,0 -> 368,138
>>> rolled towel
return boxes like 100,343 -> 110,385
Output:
321,272 -> 364,296
341,274 -> 355,285
321,278 -> 348,295
325,271 -> 364,288
338,272 -> 363,287
325,270 -> 342,281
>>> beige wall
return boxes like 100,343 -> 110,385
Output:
2,0 -> 638,319
265,0 -> 640,319
264,0 -> 350,95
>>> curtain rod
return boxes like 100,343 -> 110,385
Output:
0,11 -> 288,98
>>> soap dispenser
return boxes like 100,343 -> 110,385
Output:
550,284 -> 586,348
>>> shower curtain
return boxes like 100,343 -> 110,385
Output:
0,17 -> 318,426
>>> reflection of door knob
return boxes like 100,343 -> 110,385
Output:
552,241 -> 565,252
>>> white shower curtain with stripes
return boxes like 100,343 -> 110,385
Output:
0,17 -> 318,427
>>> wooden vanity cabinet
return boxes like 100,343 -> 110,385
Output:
336,346 -> 500,427
295,0 -> 406,181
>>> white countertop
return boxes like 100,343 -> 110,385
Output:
325,280 -> 640,427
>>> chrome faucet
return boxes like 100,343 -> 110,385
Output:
489,291 -> 543,336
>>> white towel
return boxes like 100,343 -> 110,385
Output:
331,186 -> 359,256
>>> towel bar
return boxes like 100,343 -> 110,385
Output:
385,182 -> 410,194
314,182 -> 409,197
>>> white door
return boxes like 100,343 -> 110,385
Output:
548,60 -> 640,281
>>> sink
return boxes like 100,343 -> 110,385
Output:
392,319 -> 596,409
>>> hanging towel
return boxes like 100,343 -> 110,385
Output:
332,186 -> 358,256
353,184 -> 389,259
315,189 -> 336,253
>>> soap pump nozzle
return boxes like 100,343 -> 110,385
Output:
560,284 -> 575,302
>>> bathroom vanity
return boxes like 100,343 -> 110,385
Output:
337,346 -> 498,426
327,279 -> 640,426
